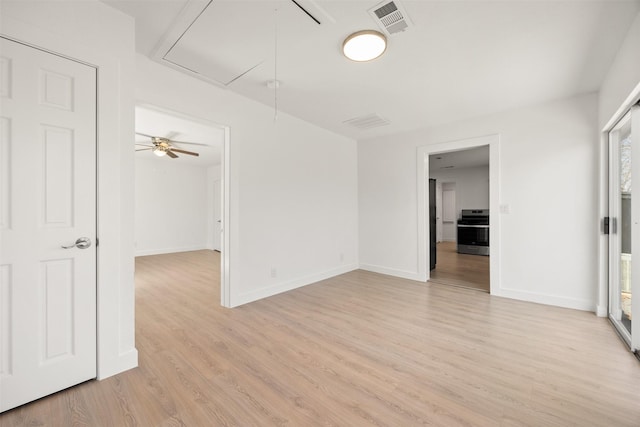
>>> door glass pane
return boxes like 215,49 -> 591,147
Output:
619,118 -> 632,334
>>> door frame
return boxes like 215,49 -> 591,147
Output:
417,134 -> 500,295
598,82 -> 640,320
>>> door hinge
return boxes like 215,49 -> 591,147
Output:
95,237 -> 99,247
604,217 -> 617,235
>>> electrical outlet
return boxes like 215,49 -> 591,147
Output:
270,268 -> 277,278
340,253 -> 344,263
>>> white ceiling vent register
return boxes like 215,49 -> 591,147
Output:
368,0 -> 412,36
343,113 -> 391,130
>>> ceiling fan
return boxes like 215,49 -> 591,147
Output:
135,132 -> 205,158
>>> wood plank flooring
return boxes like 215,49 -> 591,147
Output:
429,242 -> 490,292
2,250 -> 640,426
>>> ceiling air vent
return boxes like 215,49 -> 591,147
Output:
343,113 -> 391,130
368,0 -> 412,36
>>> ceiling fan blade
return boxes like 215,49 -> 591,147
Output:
135,148 -> 153,152
135,143 -> 153,147
170,140 -> 209,147
166,150 -> 178,159
171,148 -> 199,157
165,131 -> 180,140
135,132 -> 155,139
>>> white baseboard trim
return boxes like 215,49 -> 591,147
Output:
498,287 -> 596,312
135,245 -> 209,257
231,263 -> 359,307
97,348 -> 138,380
596,305 -> 608,317
358,264 -> 425,282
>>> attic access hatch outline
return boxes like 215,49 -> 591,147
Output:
151,0 -> 334,88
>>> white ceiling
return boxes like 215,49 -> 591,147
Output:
429,145 -> 489,171
135,105 -> 225,166
105,0 -> 640,141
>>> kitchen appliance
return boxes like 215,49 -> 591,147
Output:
457,209 -> 489,256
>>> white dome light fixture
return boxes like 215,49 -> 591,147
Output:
342,30 -> 387,62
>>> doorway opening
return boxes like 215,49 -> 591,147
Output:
133,104 -> 230,306
428,147 -> 490,292
417,134 -> 500,295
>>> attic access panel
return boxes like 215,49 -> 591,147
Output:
162,0 -> 319,86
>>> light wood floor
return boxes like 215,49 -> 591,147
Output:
2,250 -> 640,426
430,242 -> 490,292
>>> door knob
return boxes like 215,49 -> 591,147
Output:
61,237 -> 92,249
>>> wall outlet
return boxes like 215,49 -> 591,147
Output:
270,268 -> 277,278
339,253 -> 344,263
500,204 -> 510,214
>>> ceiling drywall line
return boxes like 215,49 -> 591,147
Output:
162,0 -> 214,61
290,0 -> 321,25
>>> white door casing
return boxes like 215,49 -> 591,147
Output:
0,38 -> 97,412
213,178 -> 221,252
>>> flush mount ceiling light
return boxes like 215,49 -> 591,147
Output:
342,30 -> 387,62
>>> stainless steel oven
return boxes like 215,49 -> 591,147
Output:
457,209 -> 489,256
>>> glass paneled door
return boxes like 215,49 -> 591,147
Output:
609,105 -> 640,351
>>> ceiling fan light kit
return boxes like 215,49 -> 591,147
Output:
152,146 -> 167,157
135,132 -> 202,159
342,30 -> 387,62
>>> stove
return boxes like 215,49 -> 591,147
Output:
457,209 -> 489,256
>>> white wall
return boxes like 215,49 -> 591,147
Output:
431,165 -> 490,217
599,12 -> 640,128
135,158 -> 209,256
0,0 -> 138,378
359,93 -> 599,311
135,55 -> 359,307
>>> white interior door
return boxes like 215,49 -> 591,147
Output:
435,181 -> 443,242
442,185 -> 456,242
0,38 -> 97,412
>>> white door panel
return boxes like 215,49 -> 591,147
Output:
0,38 -> 97,412
442,188 -> 456,242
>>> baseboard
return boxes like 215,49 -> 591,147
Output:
359,263 -> 425,282
498,287 -> 596,312
97,348 -> 138,380
596,305 -> 608,317
135,245 -> 209,257
231,264 -> 359,307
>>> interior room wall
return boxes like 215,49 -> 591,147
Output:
135,54 -> 359,307
359,93 -> 599,311
134,158 -> 209,256
430,165 -> 490,217
0,0 -> 138,378
599,12 -> 640,128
